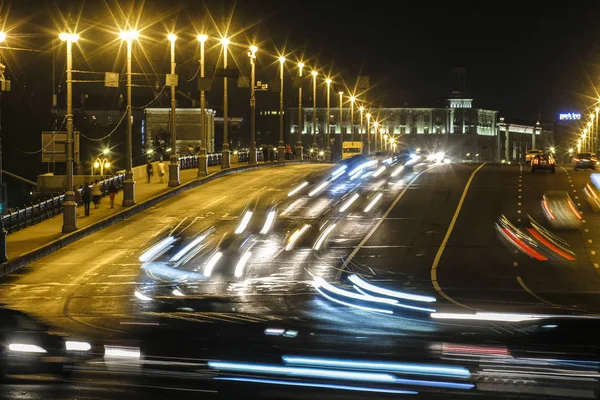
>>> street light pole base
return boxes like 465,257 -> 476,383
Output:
325,148 -> 332,163
221,148 -> 231,169
0,228 -> 6,263
197,150 -> 208,177
168,162 -> 180,187
61,200 -> 78,233
295,144 -> 303,161
277,142 -> 285,162
122,179 -> 136,207
249,145 -> 257,164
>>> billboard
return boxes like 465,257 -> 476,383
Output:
559,112 -> 581,121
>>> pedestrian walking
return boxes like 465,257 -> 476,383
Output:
73,186 -> 81,206
158,159 -> 166,183
146,161 -> 153,183
108,181 -> 118,209
92,180 -> 102,209
82,183 -> 92,216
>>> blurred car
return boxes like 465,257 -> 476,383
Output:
584,173 -> 600,212
542,191 -> 581,229
0,308 -> 73,379
525,149 -> 542,164
530,153 -> 555,172
573,152 -> 598,170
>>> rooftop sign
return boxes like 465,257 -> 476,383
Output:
559,112 -> 581,121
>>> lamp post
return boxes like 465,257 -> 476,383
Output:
277,56 -> 285,162
366,112 -> 371,155
295,62 -> 304,160
221,37 -> 231,169
338,91 -> 343,157
359,105 -> 364,146
167,33 -> 180,187
373,121 -> 379,151
325,78 -> 332,162
59,32 -> 79,233
248,45 -> 258,164
197,34 -> 208,176
311,70 -> 318,157
93,157 -> 110,176
583,129 -> 588,152
119,30 -> 138,206
349,95 -> 356,141
383,133 -> 388,151
595,107 -> 599,155
0,31 -> 6,260
587,123 -> 592,152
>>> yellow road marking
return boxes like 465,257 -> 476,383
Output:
430,163 -> 487,310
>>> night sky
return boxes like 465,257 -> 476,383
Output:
2,0 -> 600,186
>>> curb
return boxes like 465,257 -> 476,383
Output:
0,161 -> 324,278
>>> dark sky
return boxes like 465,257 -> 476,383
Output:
9,0 -> 600,120
3,0 -> 600,187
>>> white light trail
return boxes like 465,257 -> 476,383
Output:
208,361 -> 396,383
234,250 -> 252,278
314,276 -> 398,305
391,165 -> 404,177
309,181 -> 331,196
430,312 -> 547,322
349,160 -> 377,176
339,193 -> 359,212
172,289 -> 184,296
203,251 -> 222,277
288,181 -> 309,197
372,166 -> 386,177
364,193 -> 383,212
285,224 -> 311,251
170,234 -> 207,262
139,236 -> 176,262
349,274 -> 436,303
260,211 -> 276,234
104,345 -> 141,359
235,211 -> 253,234
282,356 -> 471,378
134,290 -> 152,301
8,344 -> 47,353
331,165 -> 347,178
313,223 -> 337,250
66,341 -> 91,351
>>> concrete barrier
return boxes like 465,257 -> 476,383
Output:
0,161 -> 322,278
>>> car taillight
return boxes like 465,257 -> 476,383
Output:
533,159 -> 539,164
549,159 -> 554,164
574,158 -> 580,162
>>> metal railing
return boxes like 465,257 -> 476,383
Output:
1,151 -> 280,235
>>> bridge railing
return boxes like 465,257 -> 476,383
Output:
2,152 -> 231,235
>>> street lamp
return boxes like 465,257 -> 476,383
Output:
366,112 -> 371,155
167,33 -> 180,187
119,29 -> 138,206
248,44 -> 258,164
338,91 -> 343,157
311,70 -> 318,157
221,37 -> 231,169
92,157 -> 110,176
277,56 -> 285,162
295,62 -> 304,160
0,31 -> 6,260
325,78 -> 332,162
59,32 -> 79,233
197,34 -> 208,176
349,95 -> 356,141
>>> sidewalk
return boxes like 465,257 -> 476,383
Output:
6,163 -> 234,261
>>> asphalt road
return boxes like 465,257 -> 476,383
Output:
2,159 -> 600,398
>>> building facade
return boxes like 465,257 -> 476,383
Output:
287,97 -> 499,160
143,108 -> 216,154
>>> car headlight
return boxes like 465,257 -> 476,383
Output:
66,341 -> 91,351
8,343 -> 47,353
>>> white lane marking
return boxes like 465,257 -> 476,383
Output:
430,163 -> 487,309
340,165 -> 437,271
